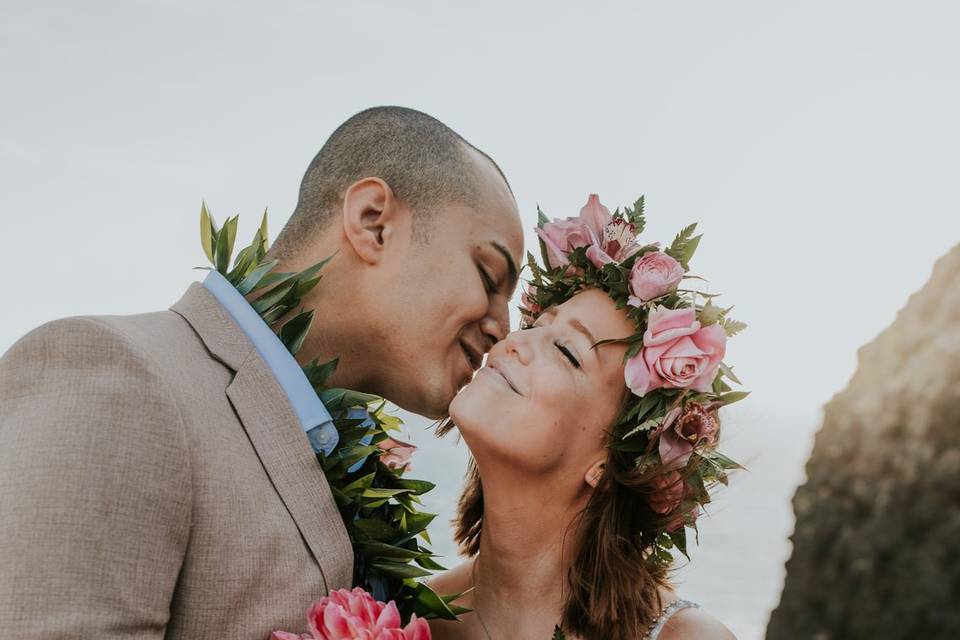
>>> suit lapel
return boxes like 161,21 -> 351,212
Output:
172,283 -> 354,591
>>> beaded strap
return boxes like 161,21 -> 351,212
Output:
643,599 -> 700,640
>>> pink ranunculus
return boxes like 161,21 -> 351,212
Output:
656,402 -> 720,468
646,470 -> 685,515
287,588 -> 431,640
627,251 -> 684,306
535,216 -> 599,269
624,306 -> 727,397
379,437 -> 417,472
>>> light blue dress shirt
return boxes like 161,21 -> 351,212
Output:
203,270 -> 340,455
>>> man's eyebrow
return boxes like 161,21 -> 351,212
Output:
490,242 -> 519,288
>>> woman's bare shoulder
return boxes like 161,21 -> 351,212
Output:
424,557 -> 475,598
657,606 -> 736,640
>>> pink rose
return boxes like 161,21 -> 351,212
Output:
535,217 -> 598,269
628,251 -> 684,306
624,306 -> 726,397
379,437 -> 417,472
646,471 -> 685,515
271,588 -> 431,640
656,403 -> 720,468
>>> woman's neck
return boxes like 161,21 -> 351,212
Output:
470,468 -> 589,637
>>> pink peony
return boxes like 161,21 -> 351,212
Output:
379,437 -> 417,472
646,471 -> 685,515
624,306 -> 726,397
273,588 -> 431,640
627,251 -> 684,306
656,403 -> 720,468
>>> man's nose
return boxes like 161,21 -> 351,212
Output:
479,300 -> 510,349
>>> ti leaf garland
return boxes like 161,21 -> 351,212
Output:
199,204 -> 462,622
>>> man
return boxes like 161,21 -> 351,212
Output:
0,106 -> 524,638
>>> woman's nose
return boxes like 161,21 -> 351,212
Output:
502,329 -> 532,365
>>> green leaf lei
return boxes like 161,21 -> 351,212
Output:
198,204 -> 464,622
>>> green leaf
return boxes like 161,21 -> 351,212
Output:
224,215 -> 238,266
370,560 -> 432,579
236,259 -> 279,296
361,487 -> 413,499
401,511 -> 437,535
719,361 -> 741,385
304,357 -> 339,390
341,472 -> 376,496
536,205 -> 550,228
553,626 -> 567,640
200,202 -> 215,264
389,478 -> 436,495
622,413 -> 666,439
355,542 -> 423,561
353,518 -> 400,542
258,209 -> 269,254
666,223 -> 701,270
214,217 -> 232,274
720,391 -> 750,406
720,317 -> 748,338
279,309 -> 314,356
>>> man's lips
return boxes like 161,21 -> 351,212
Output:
459,340 -> 483,371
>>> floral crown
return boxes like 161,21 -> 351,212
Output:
521,194 -> 748,565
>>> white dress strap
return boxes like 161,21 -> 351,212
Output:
643,599 -> 700,640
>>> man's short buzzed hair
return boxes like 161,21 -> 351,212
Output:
273,106 -> 511,255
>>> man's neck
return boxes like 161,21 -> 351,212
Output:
261,246 -> 375,393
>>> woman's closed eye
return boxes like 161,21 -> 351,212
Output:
555,341 -> 581,368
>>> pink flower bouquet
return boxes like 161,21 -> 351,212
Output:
272,588 -> 431,640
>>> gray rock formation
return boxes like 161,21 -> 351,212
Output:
766,244 -> 960,639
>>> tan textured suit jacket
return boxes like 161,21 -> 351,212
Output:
0,283 -> 353,638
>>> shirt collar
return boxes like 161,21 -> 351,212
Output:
202,270 -> 337,450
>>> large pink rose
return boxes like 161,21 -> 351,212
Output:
379,437 -> 417,472
535,217 -> 598,269
624,306 -> 726,397
274,588 -> 431,640
656,403 -> 720,468
628,251 -> 684,306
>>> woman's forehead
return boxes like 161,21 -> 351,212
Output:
556,289 -> 634,337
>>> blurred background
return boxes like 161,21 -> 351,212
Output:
2,2 -> 959,638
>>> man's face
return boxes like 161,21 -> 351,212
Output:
371,155 -> 523,418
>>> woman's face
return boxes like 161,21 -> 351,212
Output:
450,288 -> 635,483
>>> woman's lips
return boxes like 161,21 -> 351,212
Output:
486,363 -> 522,395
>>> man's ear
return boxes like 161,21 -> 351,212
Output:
584,459 -> 605,488
341,177 -> 401,265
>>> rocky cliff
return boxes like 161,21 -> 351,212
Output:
766,243 -> 960,639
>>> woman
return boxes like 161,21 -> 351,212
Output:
428,195 -> 741,639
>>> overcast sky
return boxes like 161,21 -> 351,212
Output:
2,2 -> 958,638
